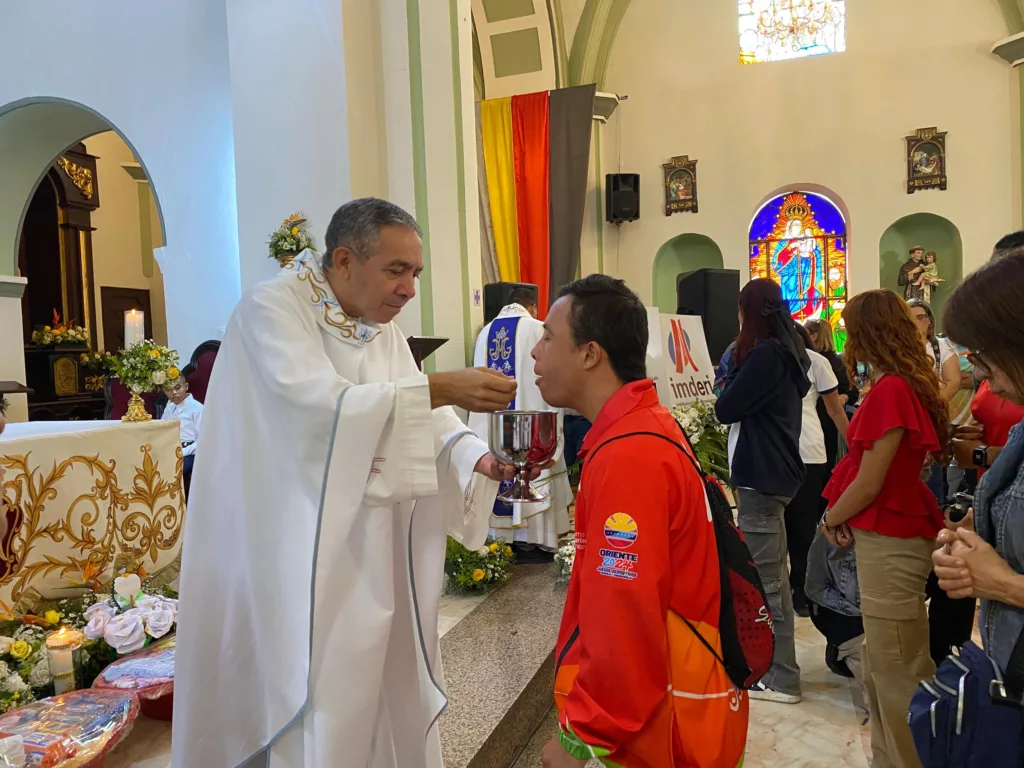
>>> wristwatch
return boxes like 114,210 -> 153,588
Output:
973,444 -> 990,469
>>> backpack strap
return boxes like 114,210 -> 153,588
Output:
1004,630 -> 1024,702
582,425 -> 731,673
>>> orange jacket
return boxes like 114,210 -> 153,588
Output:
554,381 -> 748,767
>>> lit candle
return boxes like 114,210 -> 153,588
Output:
46,627 -> 83,694
124,309 -> 145,349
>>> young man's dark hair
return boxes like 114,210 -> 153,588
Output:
557,274 -> 648,384
508,284 -> 539,309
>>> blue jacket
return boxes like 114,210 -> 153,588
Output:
715,339 -> 810,498
976,417 -> 1024,673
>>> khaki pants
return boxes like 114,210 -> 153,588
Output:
854,529 -> 936,768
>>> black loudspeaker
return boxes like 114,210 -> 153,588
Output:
484,282 -> 536,324
605,173 -> 640,223
676,268 -> 740,364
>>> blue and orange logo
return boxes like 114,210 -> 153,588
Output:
604,513 -> 638,550
666,318 -> 698,374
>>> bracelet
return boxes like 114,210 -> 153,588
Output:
819,511 -> 834,534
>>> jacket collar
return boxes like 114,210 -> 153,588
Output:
284,250 -> 382,347
496,303 -> 532,319
580,379 -> 659,457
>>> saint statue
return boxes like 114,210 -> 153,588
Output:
897,245 -> 927,302
770,217 -> 825,320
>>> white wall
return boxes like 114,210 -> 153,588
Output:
600,0 -> 1017,302
84,131 -> 168,350
0,0 -> 241,356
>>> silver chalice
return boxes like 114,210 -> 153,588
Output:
488,410 -> 559,503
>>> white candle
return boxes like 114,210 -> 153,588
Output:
124,309 -> 145,349
46,627 -> 83,694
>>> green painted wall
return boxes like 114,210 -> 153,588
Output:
652,233 -> 724,314
482,0 -> 537,23
878,213 -> 963,332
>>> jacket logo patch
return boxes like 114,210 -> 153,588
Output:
603,513 -> 638,550
597,548 -> 638,580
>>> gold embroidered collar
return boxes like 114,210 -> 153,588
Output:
285,250 -> 382,346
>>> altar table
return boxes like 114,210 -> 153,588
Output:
0,420 -> 184,611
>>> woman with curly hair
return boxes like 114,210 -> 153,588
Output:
820,289 -> 948,768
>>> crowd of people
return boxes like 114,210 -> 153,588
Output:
711,233 -> 1024,767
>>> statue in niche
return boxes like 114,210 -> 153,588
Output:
912,250 -> 944,304
898,246 -> 944,304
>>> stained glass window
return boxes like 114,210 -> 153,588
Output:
739,0 -> 846,65
749,191 -> 848,350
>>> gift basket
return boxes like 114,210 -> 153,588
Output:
92,637 -> 174,721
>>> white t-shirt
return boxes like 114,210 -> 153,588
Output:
799,350 -> 839,465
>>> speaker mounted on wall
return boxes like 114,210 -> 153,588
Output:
606,173 -> 640,224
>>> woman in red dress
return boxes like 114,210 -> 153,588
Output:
820,290 -> 948,768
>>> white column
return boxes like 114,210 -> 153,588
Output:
0,276 -> 28,422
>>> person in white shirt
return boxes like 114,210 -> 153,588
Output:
468,285 -> 571,558
161,377 -> 203,499
787,324 -> 849,617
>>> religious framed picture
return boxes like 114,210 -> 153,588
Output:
663,156 -> 698,215
906,127 -> 947,194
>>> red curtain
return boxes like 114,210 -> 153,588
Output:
511,92 -> 551,317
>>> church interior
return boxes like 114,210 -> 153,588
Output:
0,0 -> 1021,766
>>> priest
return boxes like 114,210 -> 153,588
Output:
469,285 -> 571,555
172,198 -> 518,768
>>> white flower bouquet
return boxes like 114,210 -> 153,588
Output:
554,542 -> 575,585
111,341 -> 180,394
269,212 -> 316,267
670,399 -> 730,484
80,574 -> 178,656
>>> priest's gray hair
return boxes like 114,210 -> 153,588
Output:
322,198 -> 422,270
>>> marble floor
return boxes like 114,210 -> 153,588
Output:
108,596 -> 880,768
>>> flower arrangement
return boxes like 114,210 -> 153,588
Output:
30,310 -> 88,348
671,399 -> 730,484
444,536 -> 515,593
268,212 -> 316,267
0,625 -> 52,714
554,542 -> 575,585
111,341 -> 180,394
79,351 -> 116,374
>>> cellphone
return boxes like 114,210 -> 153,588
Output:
942,492 -> 974,524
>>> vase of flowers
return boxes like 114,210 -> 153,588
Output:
268,212 -> 316,268
30,310 -> 88,348
111,342 -> 180,423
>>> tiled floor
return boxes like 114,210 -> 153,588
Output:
105,590 -> 491,768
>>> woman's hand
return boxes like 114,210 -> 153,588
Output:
933,528 -> 1017,601
943,507 -> 974,533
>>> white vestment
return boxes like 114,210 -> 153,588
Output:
468,304 -> 571,550
172,251 -> 498,768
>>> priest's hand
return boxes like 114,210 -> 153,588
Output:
474,455 -> 554,482
428,368 -> 517,412
541,736 -> 585,768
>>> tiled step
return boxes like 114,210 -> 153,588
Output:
439,563 -> 565,768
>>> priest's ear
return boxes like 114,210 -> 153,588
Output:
327,246 -> 357,274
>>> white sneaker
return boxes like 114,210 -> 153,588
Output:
748,682 -> 801,704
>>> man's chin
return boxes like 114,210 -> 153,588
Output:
371,306 -> 404,324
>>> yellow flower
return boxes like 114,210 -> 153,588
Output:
168,367 -> 180,380
148,349 -> 161,358
80,353 -> 87,361
9,640 -> 30,661
43,326 -> 51,332
504,546 -> 513,558
291,226 -> 300,236
472,568 -> 485,582
44,610 -> 61,626
489,543 -> 498,553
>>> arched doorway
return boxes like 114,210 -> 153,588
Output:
0,100 -> 167,421
651,233 -> 724,314
879,213 -> 962,332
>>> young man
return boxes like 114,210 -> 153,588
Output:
469,284 -> 571,557
532,275 -> 748,768
161,377 -> 203,499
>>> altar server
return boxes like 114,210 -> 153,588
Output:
172,198 -> 518,768
469,285 -> 571,553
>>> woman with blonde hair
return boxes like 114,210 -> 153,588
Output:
820,290 -> 948,768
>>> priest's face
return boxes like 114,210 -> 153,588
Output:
327,225 -> 424,323
531,296 -> 584,409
